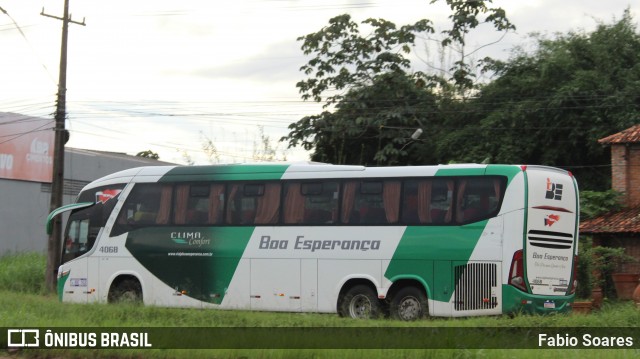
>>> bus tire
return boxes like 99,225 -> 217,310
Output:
339,284 -> 382,319
108,278 -> 142,304
389,286 -> 428,321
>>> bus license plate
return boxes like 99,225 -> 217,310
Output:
544,301 -> 555,309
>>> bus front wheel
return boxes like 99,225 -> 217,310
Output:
389,286 -> 428,321
108,278 -> 142,304
339,284 -> 382,319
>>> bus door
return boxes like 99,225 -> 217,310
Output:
53,204 -> 99,303
54,203 -> 106,303
525,167 -> 578,297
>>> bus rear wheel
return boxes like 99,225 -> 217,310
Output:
339,284 -> 382,319
389,286 -> 428,321
108,278 -> 142,304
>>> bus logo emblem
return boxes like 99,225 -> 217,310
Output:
545,178 -> 563,200
544,214 -> 560,227
96,189 -> 122,204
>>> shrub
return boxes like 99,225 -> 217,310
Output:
576,239 -> 637,299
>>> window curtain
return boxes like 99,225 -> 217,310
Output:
341,181 -> 357,223
156,185 -> 173,225
208,184 -> 225,224
493,179 -> 501,200
383,181 -> 401,223
173,185 -> 190,225
417,180 -> 432,223
255,183 -> 281,224
226,185 -> 240,224
284,183 -> 304,224
455,180 -> 468,223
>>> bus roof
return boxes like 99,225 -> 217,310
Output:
80,163 -> 543,194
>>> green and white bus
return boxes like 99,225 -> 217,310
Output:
48,163 -> 579,320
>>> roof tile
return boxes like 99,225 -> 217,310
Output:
599,124 -> 640,144
580,206 -> 640,234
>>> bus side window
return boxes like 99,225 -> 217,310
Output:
174,184 -> 225,225
111,183 -> 172,236
402,179 -> 452,225
283,181 -> 339,224
341,180 -> 400,225
431,179 -> 454,224
455,177 -> 504,224
226,183 -> 281,225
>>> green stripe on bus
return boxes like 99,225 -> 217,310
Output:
434,167 -> 486,177
385,222 -> 488,303
125,226 -> 255,304
484,165 -> 522,185
57,271 -> 70,302
158,165 -> 290,182
435,165 -> 522,183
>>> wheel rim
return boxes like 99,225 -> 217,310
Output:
348,294 -> 372,319
397,296 -> 422,321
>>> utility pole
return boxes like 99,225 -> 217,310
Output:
42,0 -> 85,292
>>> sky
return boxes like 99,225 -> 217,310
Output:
1,0 -> 638,165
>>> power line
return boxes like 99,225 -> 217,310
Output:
0,121 -> 54,145
0,5 -> 56,84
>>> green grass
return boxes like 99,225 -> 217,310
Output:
2,289 -> 639,328
2,253 -> 639,358
0,252 -> 46,294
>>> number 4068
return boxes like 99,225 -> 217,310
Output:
99,246 -> 118,253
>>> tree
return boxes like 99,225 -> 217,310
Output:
283,0 -> 515,165
432,0 -> 515,92
288,72 -> 439,165
295,14 -> 434,106
446,10 -> 640,189
284,12 -> 435,164
136,150 -> 159,160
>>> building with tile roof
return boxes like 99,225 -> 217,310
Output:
581,124 -> 640,274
